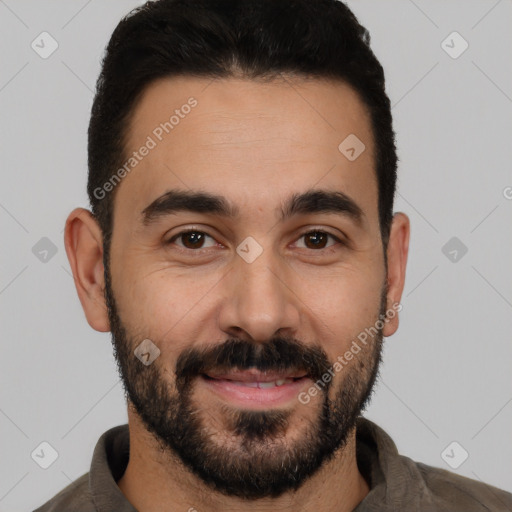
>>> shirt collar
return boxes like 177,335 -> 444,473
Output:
353,417 -> 434,511
89,424 -> 136,511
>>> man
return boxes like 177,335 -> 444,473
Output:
35,0 -> 512,511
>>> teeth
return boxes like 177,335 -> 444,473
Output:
230,378 -> 293,388
258,381 -> 277,389
236,381 -> 259,388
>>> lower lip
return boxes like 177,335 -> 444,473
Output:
200,375 -> 311,408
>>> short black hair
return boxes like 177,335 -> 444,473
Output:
88,0 -> 397,256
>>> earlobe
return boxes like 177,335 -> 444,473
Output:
382,212 -> 410,337
64,208 -> 111,332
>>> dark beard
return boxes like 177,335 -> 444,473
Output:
104,256 -> 385,499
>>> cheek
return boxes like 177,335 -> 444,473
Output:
114,266 -> 219,345
290,267 -> 383,354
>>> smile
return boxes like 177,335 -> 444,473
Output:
200,371 -> 311,408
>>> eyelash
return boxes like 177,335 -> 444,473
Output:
166,228 -> 345,256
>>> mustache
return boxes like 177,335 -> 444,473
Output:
175,337 -> 333,384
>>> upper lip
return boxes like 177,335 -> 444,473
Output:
203,369 -> 308,382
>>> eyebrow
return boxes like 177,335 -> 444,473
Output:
141,188 -> 364,227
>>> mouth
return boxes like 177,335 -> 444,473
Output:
200,369 -> 311,408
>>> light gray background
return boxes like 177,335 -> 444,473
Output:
1,1 -> 511,511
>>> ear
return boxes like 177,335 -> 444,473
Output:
64,208 -> 110,332
382,212 -> 410,337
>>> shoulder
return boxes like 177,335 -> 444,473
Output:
355,417 -> 512,512
415,460 -> 512,511
33,473 -> 95,512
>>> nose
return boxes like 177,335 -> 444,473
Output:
217,245 -> 301,344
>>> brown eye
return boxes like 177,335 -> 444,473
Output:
168,230 -> 217,251
296,230 -> 342,250
180,231 -> 205,249
303,231 -> 328,249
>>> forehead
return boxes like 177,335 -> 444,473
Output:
115,75 -> 377,231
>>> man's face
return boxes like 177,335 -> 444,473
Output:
105,76 -> 388,498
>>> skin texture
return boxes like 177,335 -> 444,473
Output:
64,75 -> 410,512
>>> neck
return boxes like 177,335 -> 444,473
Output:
117,408 -> 370,512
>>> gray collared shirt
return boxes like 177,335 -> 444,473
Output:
34,417 -> 512,511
